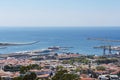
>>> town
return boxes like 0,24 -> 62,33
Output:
0,46 -> 120,80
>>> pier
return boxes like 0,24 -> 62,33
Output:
0,41 -> 39,46
94,45 -> 120,55
87,38 -> 120,55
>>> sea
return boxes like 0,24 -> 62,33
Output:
0,27 -> 120,55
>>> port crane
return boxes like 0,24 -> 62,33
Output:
87,38 -> 120,42
87,38 -> 120,55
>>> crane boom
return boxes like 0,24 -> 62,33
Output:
87,38 -> 120,42
87,38 -> 120,55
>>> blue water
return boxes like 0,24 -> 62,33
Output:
0,27 -> 120,55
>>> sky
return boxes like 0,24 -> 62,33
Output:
0,0 -> 120,27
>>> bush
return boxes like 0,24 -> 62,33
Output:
52,70 -> 79,80
96,58 -> 118,64
96,66 -> 106,71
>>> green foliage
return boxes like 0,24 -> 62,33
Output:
52,70 -> 67,80
56,65 -> 64,71
20,66 -> 29,74
72,57 -> 90,64
29,64 -> 41,70
56,66 -> 64,71
117,71 -> 120,77
62,60 -> 69,64
23,72 -> 37,80
96,58 -> 118,64
20,64 -> 41,74
4,65 -> 21,72
86,55 -> 94,59
75,68 -> 80,72
62,74 -> 79,80
98,56 -> 107,59
3,64 -> 41,73
62,57 -> 90,65
38,78 -> 50,80
80,69 -> 88,74
13,76 -> 23,80
52,70 -> 79,80
0,76 -> 1,80
96,66 -> 106,71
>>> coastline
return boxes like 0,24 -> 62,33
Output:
0,27 -> 120,55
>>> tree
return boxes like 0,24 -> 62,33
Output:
20,64 -> 41,74
13,76 -> 23,80
52,70 -> 79,80
0,76 -> 1,80
52,70 -> 67,80
96,58 -> 118,64
117,71 -> 120,77
56,66 -> 64,71
96,66 -> 106,71
23,74 -> 30,80
23,72 -> 37,80
4,65 -> 21,72
20,66 -> 28,74
62,74 -> 79,80
30,72 -> 37,80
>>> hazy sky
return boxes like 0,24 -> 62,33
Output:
0,0 -> 120,27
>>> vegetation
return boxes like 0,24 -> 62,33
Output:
117,71 -> 120,77
4,65 -> 21,72
13,76 -> 23,80
23,72 -> 37,80
20,66 -> 29,74
96,66 -> 106,71
52,70 -> 79,80
61,74 -> 79,80
86,55 -> 95,59
62,57 -> 90,65
13,72 -> 37,80
0,76 -> 1,80
20,64 -> 41,74
3,64 -> 41,73
56,65 -> 64,71
96,58 -> 118,64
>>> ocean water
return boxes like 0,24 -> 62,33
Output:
0,27 -> 120,55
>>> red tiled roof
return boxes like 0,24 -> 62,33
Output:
111,70 -> 120,74
95,70 -> 108,74
37,74 -> 49,78
80,78 -> 95,80
80,74 -> 89,78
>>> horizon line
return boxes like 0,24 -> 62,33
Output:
0,26 -> 120,28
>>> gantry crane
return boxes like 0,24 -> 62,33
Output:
87,38 -> 120,55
